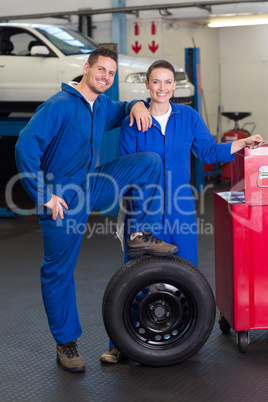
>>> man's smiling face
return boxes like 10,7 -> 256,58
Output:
84,55 -> 117,95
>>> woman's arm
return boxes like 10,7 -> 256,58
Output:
230,134 -> 263,154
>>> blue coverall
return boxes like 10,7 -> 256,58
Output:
15,84 -> 163,344
120,101 -> 235,267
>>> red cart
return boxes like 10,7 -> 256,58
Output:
214,145 -> 268,352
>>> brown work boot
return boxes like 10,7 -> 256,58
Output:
56,340 -> 85,373
100,347 -> 123,364
127,232 -> 178,259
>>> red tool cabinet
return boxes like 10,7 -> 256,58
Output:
214,145 -> 268,352
231,146 -> 268,204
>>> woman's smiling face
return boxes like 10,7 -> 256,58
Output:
146,68 -> 177,104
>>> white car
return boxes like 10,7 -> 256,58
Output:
0,23 -> 194,115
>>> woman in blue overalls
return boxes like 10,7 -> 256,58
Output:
100,59 -> 263,363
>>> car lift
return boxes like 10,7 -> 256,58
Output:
0,117 -> 30,217
185,47 -> 205,191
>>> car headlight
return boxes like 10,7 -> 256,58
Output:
125,73 -> 147,83
125,71 -> 188,84
175,71 -> 187,83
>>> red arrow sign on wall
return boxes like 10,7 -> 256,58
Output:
132,41 -> 142,54
148,41 -> 159,53
134,22 -> 140,36
151,21 -> 157,35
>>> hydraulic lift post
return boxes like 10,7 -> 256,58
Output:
185,47 -> 204,191
0,117 -> 30,217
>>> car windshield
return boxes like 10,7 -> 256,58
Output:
36,26 -> 98,55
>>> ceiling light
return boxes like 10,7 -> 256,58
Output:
208,17 -> 268,28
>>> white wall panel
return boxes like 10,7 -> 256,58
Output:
127,19 -> 162,58
220,61 -> 267,136
125,17 -> 220,133
219,26 -> 268,139
160,23 -> 220,133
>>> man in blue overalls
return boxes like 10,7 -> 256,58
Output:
15,48 -> 177,373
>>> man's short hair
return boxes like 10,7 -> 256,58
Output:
87,47 -> 118,67
146,60 -> 176,81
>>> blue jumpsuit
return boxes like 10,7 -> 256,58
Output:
15,84 -> 163,344
120,101 -> 235,267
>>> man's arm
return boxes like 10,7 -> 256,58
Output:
103,97 -> 151,133
15,102 -> 61,209
129,101 -> 152,132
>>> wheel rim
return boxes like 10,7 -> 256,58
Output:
124,281 -> 197,348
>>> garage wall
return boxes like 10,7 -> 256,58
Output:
219,25 -> 268,139
93,18 -> 268,140
160,22 -> 221,136
125,18 -> 220,135
1,1 -> 268,140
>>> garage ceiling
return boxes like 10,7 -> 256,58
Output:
0,1 -> 267,22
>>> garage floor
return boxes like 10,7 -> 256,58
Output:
2,183 -> 268,402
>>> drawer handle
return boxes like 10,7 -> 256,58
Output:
257,166 -> 268,187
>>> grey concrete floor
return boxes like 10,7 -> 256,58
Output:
1,182 -> 268,402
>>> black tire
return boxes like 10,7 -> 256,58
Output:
219,313 -> 231,334
237,331 -> 249,353
102,255 -> 216,366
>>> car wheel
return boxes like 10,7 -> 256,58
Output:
102,255 -> 216,366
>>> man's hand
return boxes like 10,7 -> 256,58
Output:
129,101 -> 152,132
44,194 -> 68,220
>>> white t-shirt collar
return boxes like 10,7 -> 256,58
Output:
68,81 -> 94,111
